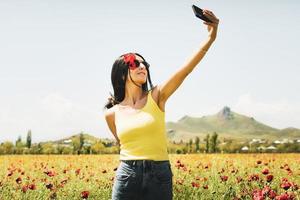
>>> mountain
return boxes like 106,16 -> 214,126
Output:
166,106 -> 300,142
33,106 -> 300,144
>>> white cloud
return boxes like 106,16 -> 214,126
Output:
232,93 -> 300,129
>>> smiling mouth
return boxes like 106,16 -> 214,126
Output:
138,72 -> 145,75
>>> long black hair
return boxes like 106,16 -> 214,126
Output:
104,53 -> 154,109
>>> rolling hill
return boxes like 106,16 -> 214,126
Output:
166,106 -> 300,142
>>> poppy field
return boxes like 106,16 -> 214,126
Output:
0,154 -> 299,200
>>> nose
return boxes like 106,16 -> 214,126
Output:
138,63 -> 146,69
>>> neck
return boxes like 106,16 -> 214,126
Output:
124,83 -> 144,106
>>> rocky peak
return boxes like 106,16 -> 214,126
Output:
218,106 -> 234,120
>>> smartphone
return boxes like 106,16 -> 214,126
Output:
192,5 -> 213,23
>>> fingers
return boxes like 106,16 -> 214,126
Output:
203,10 -> 215,19
202,10 -> 219,24
204,10 -> 215,17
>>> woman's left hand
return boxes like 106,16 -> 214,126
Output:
202,9 -> 219,41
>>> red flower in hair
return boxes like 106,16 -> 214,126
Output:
123,53 -> 137,70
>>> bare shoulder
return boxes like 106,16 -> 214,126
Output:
104,105 -> 117,123
150,85 -> 160,102
150,85 -> 165,112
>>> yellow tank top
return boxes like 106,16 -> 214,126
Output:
115,89 -> 169,161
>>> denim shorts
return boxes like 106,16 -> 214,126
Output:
111,159 -> 173,200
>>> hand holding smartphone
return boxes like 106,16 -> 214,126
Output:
192,5 -> 213,23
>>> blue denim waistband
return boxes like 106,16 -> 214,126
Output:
120,160 -> 169,167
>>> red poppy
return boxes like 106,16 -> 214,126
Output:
202,177 -> 208,182
81,190 -> 90,199
282,178 -> 289,182
262,168 -> 269,175
44,170 -> 56,177
290,182 -> 299,191
21,185 -> 28,193
191,181 -> 200,188
7,171 -> 13,177
28,183 -> 36,190
236,176 -> 243,183
281,181 -> 292,190
275,192 -> 295,200
218,168 -> 225,174
256,160 -> 262,164
262,186 -> 270,194
252,189 -> 263,200
61,179 -> 68,185
75,169 -> 81,176
16,177 -> 22,184
220,175 -> 228,182
45,183 -> 54,190
269,190 -> 277,199
203,185 -> 208,189
266,174 -> 274,182
176,179 -> 184,185
248,174 -> 260,182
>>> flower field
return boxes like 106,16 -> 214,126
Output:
0,154 -> 299,200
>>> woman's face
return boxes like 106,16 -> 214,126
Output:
126,55 -> 148,86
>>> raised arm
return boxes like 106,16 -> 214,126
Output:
158,9 -> 219,104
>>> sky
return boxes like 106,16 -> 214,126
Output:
0,0 -> 299,143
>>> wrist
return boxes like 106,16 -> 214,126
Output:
208,36 -> 216,42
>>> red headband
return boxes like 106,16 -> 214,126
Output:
123,53 -> 137,70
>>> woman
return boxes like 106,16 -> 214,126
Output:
104,9 -> 219,200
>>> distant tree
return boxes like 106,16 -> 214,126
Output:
61,146 -> 73,154
182,145 -> 188,154
15,135 -> 25,154
72,137 -> 80,154
79,133 -> 84,154
85,145 -> 92,154
189,138 -> 193,153
16,135 -> 22,146
37,143 -> 42,154
185,142 -> 189,153
175,149 -> 181,154
41,143 -> 57,154
0,143 -> 4,155
277,143 -> 300,153
0,141 -> 14,154
56,145 -> 64,154
195,136 -> 200,153
205,134 -> 210,153
91,141 -> 105,154
29,144 -> 42,154
26,130 -> 32,149
210,132 -> 218,153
